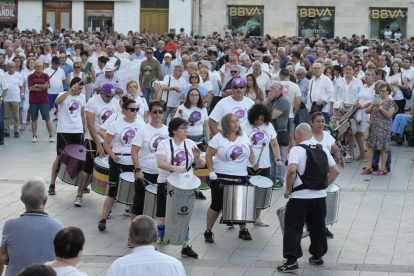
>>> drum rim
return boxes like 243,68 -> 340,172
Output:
167,173 -> 201,190
119,171 -> 135,182
63,144 -> 87,161
94,155 -> 110,168
249,175 -> 273,188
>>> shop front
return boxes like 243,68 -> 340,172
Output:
0,0 -> 17,30
227,5 -> 264,37
43,1 -> 71,30
369,8 -> 407,38
84,1 -> 114,33
297,6 -> 335,39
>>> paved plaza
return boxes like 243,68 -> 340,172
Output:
2,123 -> 414,276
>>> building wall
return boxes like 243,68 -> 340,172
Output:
195,0 -> 414,37
168,0 -> 192,34
114,0 -> 140,34
18,0 -> 42,31
72,1 -> 84,32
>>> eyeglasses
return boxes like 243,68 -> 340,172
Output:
146,52 -> 153,55
126,108 -> 139,112
152,110 -> 164,114
233,85 -> 244,89
189,93 -> 199,97
357,63 -> 362,66
230,71 -> 238,73
190,76 -> 198,79
379,89 -> 388,93
105,95 -> 114,99
74,66 -> 80,69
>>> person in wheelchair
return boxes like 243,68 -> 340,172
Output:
391,111 -> 413,144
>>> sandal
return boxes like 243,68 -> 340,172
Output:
376,168 -> 387,175
361,168 -> 372,175
355,155 -> 364,161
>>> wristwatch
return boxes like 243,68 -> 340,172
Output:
134,168 -> 141,173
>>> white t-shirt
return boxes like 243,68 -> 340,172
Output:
394,32 -> 402,40
45,52 -> 59,65
209,132 -> 251,176
402,68 -> 414,91
384,30 -> 392,39
386,73 -> 404,100
3,72 -> 23,102
244,123 -> 277,169
310,131 -> 335,153
85,95 -> 121,142
202,80 -> 213,93
174,105 -> 208,137
132,124 -> 169,174
48,265 -> 87,276
56,92 -> 86,133
288,139 -> 336,199
209,96 -> 254,131
280,80 -> 302,118
242,72 -> 271,95
161,74 -> 187,107
134,96 -> 149,120
107,118 -> 145,165
101,111 -> 123,131
44,67 -> 66,94
156,138 -> 197,183
209,70 -> 221,96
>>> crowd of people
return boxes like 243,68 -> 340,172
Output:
0,25 -> 413,274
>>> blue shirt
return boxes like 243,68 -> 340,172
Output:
280,55 -> 290,69
161,63 -> 174,78
61,63 -> 73,91
181,85 -> 208,99
154,49 -> 166,63
131,52 -> 146,60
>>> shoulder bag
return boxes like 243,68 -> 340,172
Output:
400,73 -> 412,100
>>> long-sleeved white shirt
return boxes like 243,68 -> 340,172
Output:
306,74 -> 334,113
332,77 -> 363,105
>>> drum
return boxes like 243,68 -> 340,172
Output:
91,155 -> 110,195
116,172 -> 135,204
58,144 -> 86,186
143,184 -> 157,219
277,206 -> 309,238
249,176 -> 273,209
164,172 -> 201,245
222,182 -> 256,224
325,183 -> 341,225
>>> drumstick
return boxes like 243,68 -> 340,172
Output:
217,177 -> 242,183
255,142 -> 266,166
143,178 -> 153,185
79,148 -> 97,152
178,109 -> 183,118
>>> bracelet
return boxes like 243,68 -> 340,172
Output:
134,168 -> 141,173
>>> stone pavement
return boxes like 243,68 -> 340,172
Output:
2,122 -> 414,275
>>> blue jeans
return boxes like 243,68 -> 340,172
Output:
143,88 -> 153,105
294,107 -> 308,126
372,150 -> 391,169
0,100 -> 4,141
270,142 -> 285,183
323,112 -> 330,125
392,114 -> 411,135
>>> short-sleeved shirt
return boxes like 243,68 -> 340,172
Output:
244,123 -> 277,168
174,104 -> 208,137
268,94 -> 290,131
94,74 -> 124,99
3,72 -> 23,102
161,74 -> 187,107
44,67 -> 66,94
181,85 -> 208,99
28,72 -> 51,104
165,43 -> 178,53
280,81 -> 302,118
56,92 -> 86,133
140,59 -> 161,88
60,63 -> 73,91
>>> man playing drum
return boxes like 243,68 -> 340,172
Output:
156,117 -> 205,259
48,77 -> 86,195
74,83 -> 120,207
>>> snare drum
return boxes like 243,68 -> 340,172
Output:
277,206 -> 309,238
249,176 -> 273,209
116,172 -> 135,204
222,182 -> 256,224
325,183 -> 341,225
91,155 -> 110,195
143,184 -> 158,219
58,144 -> 86,186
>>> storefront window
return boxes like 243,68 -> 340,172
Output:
297,7 -> 335,39
0,0 -> 17,30
369,8 -> 407,39
86,10 -> 113,33
227,5 -> 264,37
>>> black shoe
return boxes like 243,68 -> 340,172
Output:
372,165 -> 379,172
226,222 -> 234,227
14,133 -> 19,138
326,227 -> 334,238
387,167 -> 391,173
197,191 -> 206,200
54,110 -> 57,116
238,228 -> 252,240
48,184 -> 56,195
277,259 -> 299,273
4,133 -> 10,137
98,219 -> 106,231
181,245 -> 198,259
84,186 -> 90,193
309,256 -> 324,267
204,230 -> 214,243
53,118 -> 58,122
0,140 -> 3,145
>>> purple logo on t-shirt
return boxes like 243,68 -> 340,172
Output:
231,107 -> 247,121
121,128 -> 136,145
149,134 -> 167,153
226,144 -> 249,163
188,111 -> 202,126
68,100 -> 80,114
248,130 -> 269,148
100,109 -> 113,123
174,150 -> 187,166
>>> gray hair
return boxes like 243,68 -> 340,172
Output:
192,53 -> 199,61
296,66 -> 307,74
290,46 -> 298,52
174,65 -> 184,71
202,60 -> 211,70
304,47 -> 312,53
239,53 -> 250,62
188,62 -> 198,71
21,176 -> 47,210
278,47 -> 285,54
230,65 -> 240,72
129,215 -> 157,245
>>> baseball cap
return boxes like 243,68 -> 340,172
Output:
164,53 -> 172,58
101,83 -> 116,95
231,78 -> 246,88
306,55 -> 315,64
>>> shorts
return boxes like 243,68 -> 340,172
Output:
48,94 -> 59,110
156,182 -> 167,217
247,167 -> 270,178
30,103 -> 50,121
210,173 -> 248,213
83,139 -> 106,174
107,157 -> 134,198
287,117 -> 294,135
56,133 -> 84,155
132,172 -> 158,215
162,106 -> 177,121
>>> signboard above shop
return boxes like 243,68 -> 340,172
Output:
297,6 -> 335,39
0,0 -> 17,25
227,5 -> 264,37
369,8 -> 407,38
43,1 -> 71,8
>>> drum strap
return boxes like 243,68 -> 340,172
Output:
169,139 -> 190,172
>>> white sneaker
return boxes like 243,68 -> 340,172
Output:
31,136 -> 38,142
74,196 -> 82,207
255,217 -> 269,227
123,207 -> 131,217
49,136 -> 55,142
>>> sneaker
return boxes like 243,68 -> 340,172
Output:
127,239 -> 133,248
326,227 -> 334,238
204,230 -> 214,243
255,217 -> 269,227
277,259 -> 299,273
83,186 -> 90,193
5,133 -> 10,137
53,118 -> 58,122
48,184 -> 56,195
181,245 -> 198,259
49,136 -> 55,142
0,140 -> 3,145
387,167 -> 391,173
98,219 -> 106,231
31,136 -> 37,142
226,222 -> 234,227
54,110 -> 57,116
14,133 -> 20,138
123,207 -> 131,216
273,180 -> 283,190
309,256 -> 324,267
107,209 -> 113,219
74,196 -> 82,207
238,228 -> 252,240
197,191 -> 206,200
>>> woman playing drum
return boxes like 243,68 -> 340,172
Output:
244,104 -> 283,226
156,117 -> 205,259
98,99 -> 145,231
205,113 -> 256,243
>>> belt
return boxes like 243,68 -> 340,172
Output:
114,153 -> 131,156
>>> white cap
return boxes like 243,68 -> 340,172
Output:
164,53 -> 172,58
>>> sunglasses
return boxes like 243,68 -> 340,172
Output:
74,66 -> 80,69
126,108 -> 139,112
146,52 -> 153,54
190,76 -> 198,79
105,95 -> 114,99
233,85 -> 244,89
230,71 -> 238,73
152,110 -> 164,114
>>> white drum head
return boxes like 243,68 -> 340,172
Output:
249,176 -> 273,188
120,172 -> 135,183
167,172 -> 201,190
146,184 -> 157,194
326,183 -> 340,192
94,155 -> 109,168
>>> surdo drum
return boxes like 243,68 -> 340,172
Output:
58,144 -> 86,186
249,176 -> 273,209
221,180 -> 256,224
116,172 -> 135,204
143,184 -> 158,219
91,155 -> 110,195
277,206 -> 309,238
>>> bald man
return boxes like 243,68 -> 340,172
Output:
277,123 -> 339,272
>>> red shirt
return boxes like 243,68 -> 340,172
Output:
28,72 -> 50,104
165,42 -> 178,53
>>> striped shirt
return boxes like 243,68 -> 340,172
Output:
298,77 -> 309,105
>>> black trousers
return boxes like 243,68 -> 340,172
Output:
283,197 -> 327,260
132,172 -> 158,215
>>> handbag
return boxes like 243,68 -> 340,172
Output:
309,80 -> 326,114
277,129 -> 290,147
333,101 -> 344,109
400,73 -> 412,100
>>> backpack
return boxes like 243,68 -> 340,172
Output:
292,144 -> 329,192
